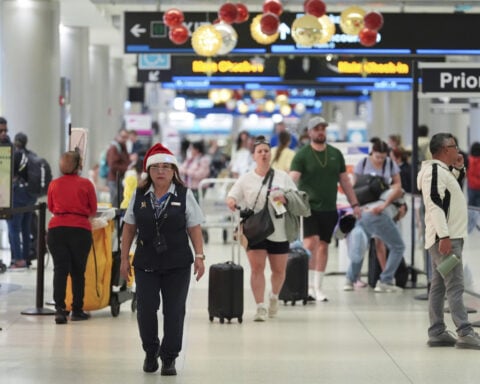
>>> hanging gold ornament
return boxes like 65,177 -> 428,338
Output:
291,14 -> 323,47
340,6 -> 366,35
317,15 -> 335,44
250,14 -> 279,45
191,24 -> 222,57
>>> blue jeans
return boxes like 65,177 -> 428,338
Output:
427,239 -> 472,337
7,185 -> 36,264
468,188 -> 480,208
346,212 -> 405,284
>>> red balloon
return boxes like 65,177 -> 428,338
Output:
263,0 -> 283,16
260,12 -> 280,36
218,2 -> 238,24
364,11 -> 384,31
163,8 -> 184,28
169,24 -> 189,45
235,3 -> 249,23
359,28 -> 378,47
304,0 -> 326,18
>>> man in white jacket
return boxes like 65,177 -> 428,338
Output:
417,133 -> 480,349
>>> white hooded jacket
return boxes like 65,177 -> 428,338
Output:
416,159 -> 467,249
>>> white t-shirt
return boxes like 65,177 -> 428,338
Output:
228,169 -> 297,242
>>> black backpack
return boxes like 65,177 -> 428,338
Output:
25,150 -> 52,198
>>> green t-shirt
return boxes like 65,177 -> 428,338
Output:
290,144 -> 346,211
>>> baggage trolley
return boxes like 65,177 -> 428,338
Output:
198,178 -> 237,244
64,208 -> 134,316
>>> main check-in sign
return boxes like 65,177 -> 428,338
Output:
421,63 -> 480,96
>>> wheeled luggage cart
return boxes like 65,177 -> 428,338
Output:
64,208 -> 134,316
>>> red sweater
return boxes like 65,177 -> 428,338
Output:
47,174 -> 97,231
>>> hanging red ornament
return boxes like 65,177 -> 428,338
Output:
364,11 -> 384,31
359,28 -> 378,47
263,0 -> 283,17
169,24 -> 189,45
260,12 -> 280,36
163,8 -> 184,28
235,3 -> 250,24
219,2 -> 238,24
304,0 -> 326,18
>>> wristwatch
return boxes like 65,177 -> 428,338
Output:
195,254 -> 206,260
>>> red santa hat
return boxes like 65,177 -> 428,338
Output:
141,143 -> 178,179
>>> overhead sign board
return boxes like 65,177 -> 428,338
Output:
137,56 -> 413,92
125,12 -> 480,56
420,62 -> 480,97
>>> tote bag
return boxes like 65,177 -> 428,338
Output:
242,170 -> 274,246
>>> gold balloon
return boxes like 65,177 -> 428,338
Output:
250,14 -> 279,45
191,24 -> 222,57
340,6 -> 366,35
317,15 -> 335,44
291,14 -> 323,48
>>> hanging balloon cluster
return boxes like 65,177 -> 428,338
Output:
163,8 -> 189,45
340,6 -> 384,47
190,3 -> 249,57
164,2 -> 384,53
250,0 -> 283,45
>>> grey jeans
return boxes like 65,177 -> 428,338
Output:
428,238 -> 472,337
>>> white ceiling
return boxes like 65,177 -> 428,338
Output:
59,0 -> 480,61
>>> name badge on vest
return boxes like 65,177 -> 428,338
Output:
171,202 -> 181,206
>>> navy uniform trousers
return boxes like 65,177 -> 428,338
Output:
135,265 -> 191,361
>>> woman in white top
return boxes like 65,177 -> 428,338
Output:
227,136 -> 297,322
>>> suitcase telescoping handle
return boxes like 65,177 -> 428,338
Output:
232,206 -> 249,265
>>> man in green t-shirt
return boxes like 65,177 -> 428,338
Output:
290,116 -> 361,301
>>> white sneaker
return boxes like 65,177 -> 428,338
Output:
315,289 -> 328,302
374,281 -> 400,293
254,306 -> 267,322
268,296 -> 279,318
343,279 -> 354,291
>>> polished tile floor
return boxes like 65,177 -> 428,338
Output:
2,228 -> 480,384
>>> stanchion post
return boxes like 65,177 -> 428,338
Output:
22,202 -> 54,315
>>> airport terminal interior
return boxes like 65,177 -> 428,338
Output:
4,1 -> 480,383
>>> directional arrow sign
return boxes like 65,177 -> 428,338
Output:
279,23 -> 290,40
148,71 -> 160,82
130,24 -> 146,38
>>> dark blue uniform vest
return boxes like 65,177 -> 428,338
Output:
132,184 -> 193,271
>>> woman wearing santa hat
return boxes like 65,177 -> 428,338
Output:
120,143 -> 205,376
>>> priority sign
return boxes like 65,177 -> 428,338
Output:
420,62 -> 480,96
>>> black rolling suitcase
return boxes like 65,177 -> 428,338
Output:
279,247 -> 309,305
367,238 -> 409,288
208,214 -> 243,324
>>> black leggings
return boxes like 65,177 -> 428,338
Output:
47,227 -> 92,312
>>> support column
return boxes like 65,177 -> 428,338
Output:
1,0 -> 61,170
109,57 -> 126,138
89,44 -> 110,168
60,26 -> 90,142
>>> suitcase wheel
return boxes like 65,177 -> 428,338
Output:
110,295 -> 120,317
238,317 -> 243,324
302,299 -> 308,305
220,317 -> 225,324
291,301 -> 296,306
